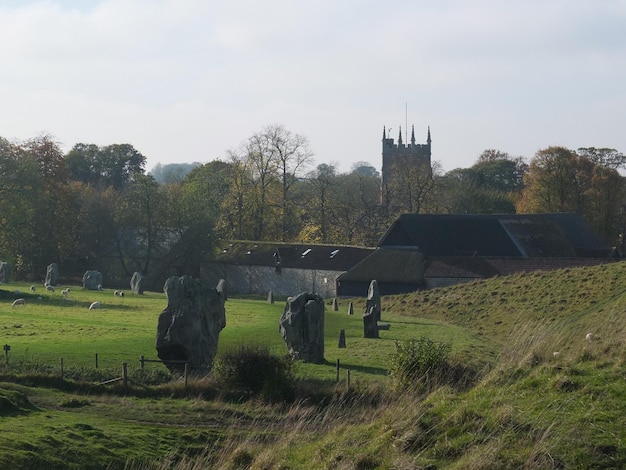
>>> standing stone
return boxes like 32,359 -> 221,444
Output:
363,280 -> 381,339
130,272 -> 144,295
279,292 -> 325,363
45,263 -> 59,287
156,276 -> 227,374
332,298 -> 339,311
0,262 -> 8,283
365,280 -> 381,322
338,329 -> 346,348
268,290 -> 274,304
348,302 -> 354,315
83,270 -> 103,290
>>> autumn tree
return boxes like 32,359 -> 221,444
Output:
518,146 -> 625,244
436,150 -> 526,214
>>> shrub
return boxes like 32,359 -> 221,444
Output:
389,337 -> 451,391
212,344 -> 294,401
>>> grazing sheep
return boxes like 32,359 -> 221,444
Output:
62,288 -> 70,296
89,301 -> 101,310
11,298 -> 25,307
45,285 -> 55,292
586,333 -> 594,342
114,290 -> 125,297
30,285 -> 36,292
553,351 -> 560,358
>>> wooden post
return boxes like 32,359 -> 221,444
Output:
60,357 -> 64,380
122,362 -> 128,388
140,355 -> 145,369
184,363 -> 189,390
347,370 -> 351,389
95,353 -> 99,369
336,359 -> 340,382
3,344 -> 10,365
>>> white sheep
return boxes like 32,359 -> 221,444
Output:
11,298 -> 25,307
30,285 -> 36,292
114,290 -> 125,297
553,351 -> 560,358
88,301 -> 101,310
62,288 -> 70,296
585,333 -> 594,342
46,285 -> 55,292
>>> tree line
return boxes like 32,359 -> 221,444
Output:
1,126 -> 624,286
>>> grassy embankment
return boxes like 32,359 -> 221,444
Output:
1,261 -> 626,468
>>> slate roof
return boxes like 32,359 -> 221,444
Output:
378,213 -> 613,258
336,248 -> 424,283
214,241 -> 374,271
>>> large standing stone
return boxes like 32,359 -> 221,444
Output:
0,262 -> 8,283
156,276 -> 226,374
130,272 -> 144,295
83,271 -> 103,290
279,292 -> 325,363
45,263 -> 59,287
363,280 -> 381,338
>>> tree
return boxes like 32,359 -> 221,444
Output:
350,161 -> 380,178
517,146 -> 625,244
300,163 -> 337,243
576,147 -> 626,170
150,162 -> 202,184
517,147 -> 587,213
253,125 -> 313,241
66,143 -> 146,188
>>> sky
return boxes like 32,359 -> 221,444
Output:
1,0 -> 625,175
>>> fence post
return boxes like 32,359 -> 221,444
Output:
184,363 -> 189,391
347,370 -> 351,389
3,344 -> 10,365
95,353 -> 99,369
336,359 -> 340,382
122,362 -> 128,388
140,355 -> 145,369
60,357 -> 64,380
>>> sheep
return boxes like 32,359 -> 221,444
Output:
46,285 -> 55,292
61,288 -> 70,296
30,285 -> 36,292
88,301 -> 101,310
11,298 -> 25,307
114,290 -> 125,297
553,351 -> 560,358
585,333 -> 594,342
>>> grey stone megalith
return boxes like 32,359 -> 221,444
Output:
279,292 -> 325,363
156,275 -> 227,374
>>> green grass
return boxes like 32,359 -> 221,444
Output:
2,261 -> 626,468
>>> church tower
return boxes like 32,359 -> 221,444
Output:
381,125 -> 432,207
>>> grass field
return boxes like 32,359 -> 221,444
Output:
2,261 -> 626,468
0,283 -> 493,382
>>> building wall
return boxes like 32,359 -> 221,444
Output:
201,262 -> 342,299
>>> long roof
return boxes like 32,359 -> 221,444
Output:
214,241 -> 374,271
377,213 -> 613,258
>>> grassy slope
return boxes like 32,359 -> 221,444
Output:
1,261 -> 626,468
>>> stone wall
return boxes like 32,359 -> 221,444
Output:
202,263 -> 341,298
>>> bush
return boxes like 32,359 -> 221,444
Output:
389,337 -> 451,391
212,344 -> 294,401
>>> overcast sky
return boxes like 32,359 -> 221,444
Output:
1,0 -> 625,174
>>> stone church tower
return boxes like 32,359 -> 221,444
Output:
381,125 -> 432,206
